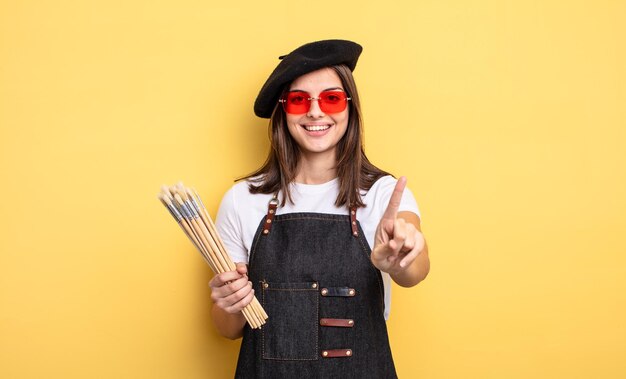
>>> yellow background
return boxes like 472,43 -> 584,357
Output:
1,1 -> 625,378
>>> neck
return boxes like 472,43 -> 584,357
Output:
294,151 -> 337,184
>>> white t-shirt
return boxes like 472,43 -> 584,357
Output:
215,175 -> 421,320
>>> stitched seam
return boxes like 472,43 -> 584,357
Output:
266,289 -> 318,291
262,357 -> 318,361
274,217 -> 348,222
273,212 -> 350,220
315,285 -> 319,359
261,284 -> 265,359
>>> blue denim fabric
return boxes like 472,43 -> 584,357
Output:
235,212 -> 397,379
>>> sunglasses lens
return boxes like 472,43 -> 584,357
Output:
283,92 -> 310,114
282,91 -> 349,114
319,91 -> 348,113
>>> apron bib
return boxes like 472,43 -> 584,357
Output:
235,201 -> 397,379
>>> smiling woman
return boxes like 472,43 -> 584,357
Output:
208,39 -> 430,378
246,62 -> 376,208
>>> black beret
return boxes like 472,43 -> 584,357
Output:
254,39 -> 363,118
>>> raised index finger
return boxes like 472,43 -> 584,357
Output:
382,176 -> 407,221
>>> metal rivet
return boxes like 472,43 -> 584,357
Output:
321,288 -> 328,295
269,209 -> 274,214
263,283 -> 269,289
348,320 -> 354,325
320,319 -> 326,325
349,289 -> 355,296
352,221 -> 356,225
346,350 -> 352,356
353,231 -> 358,236
263,229 -> 269,234
351,210 -> 355,215
322,351 -> 328,357
266,219 -> 272,223
312,283 -> 317,289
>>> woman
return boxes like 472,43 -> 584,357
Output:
210,39 -> 430,378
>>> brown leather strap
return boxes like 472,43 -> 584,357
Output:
349,206 -> 358,237
320,318 -> 354,328
321,349 -> 353,358
262,195 -> 279,236
320,287 -> 356,297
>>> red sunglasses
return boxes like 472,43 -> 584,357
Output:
279,90 -> 351,114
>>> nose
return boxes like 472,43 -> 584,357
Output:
306,97 -> 325,118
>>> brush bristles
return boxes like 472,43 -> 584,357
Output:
158,182 -> 267,329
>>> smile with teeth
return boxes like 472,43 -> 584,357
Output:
303,124 -> 332,132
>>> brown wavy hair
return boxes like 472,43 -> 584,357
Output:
240,64 -> 390,208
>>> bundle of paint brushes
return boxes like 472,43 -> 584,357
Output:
158,183 -> 268,329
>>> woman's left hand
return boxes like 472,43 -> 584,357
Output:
371,177 -> 426,276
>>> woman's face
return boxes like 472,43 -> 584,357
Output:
285,67 -> 349,159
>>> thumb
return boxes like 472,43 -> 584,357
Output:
235,262 -> 248,275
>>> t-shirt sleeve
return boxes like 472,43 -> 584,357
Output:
215,186 -> 249,264
400,185 -> 421,218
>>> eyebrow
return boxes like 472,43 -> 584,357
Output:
288,87 -> 345,93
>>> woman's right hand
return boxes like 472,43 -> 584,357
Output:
209,262 -> 255,314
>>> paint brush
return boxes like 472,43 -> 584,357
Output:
158,183 -> 267,328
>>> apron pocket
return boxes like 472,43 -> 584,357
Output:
261,281 -> 319,361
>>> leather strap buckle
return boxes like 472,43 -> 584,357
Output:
349,206 -> 358,237
262,195 -> 279,235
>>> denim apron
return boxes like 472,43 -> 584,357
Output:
234,199 -> 397,378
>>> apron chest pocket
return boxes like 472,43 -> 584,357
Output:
261,281 -> 319,361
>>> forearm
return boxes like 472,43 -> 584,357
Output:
211,303 -> 247,339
